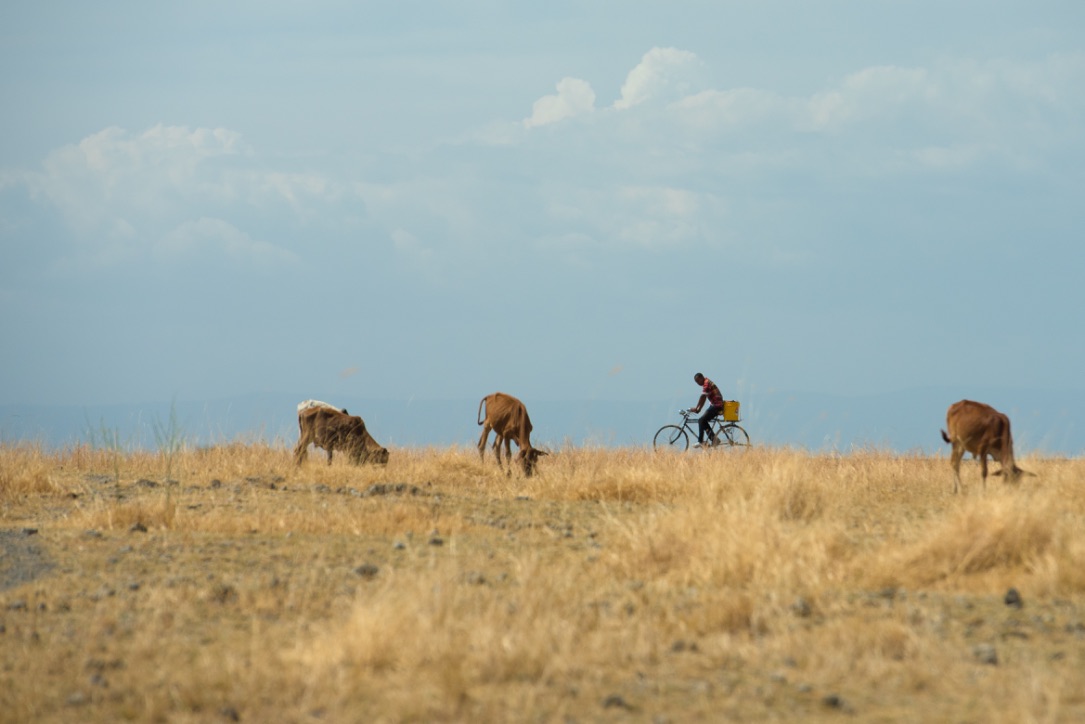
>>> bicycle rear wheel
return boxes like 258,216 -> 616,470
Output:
715,423 -> 750,450
653,425 -> 690,452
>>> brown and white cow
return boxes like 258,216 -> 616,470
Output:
477,392 -> 547,476
294,402 -> 389,466
940,399 -> 1028,494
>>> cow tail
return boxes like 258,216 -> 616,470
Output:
478,397 -> 486,426
940,430 -> 951,444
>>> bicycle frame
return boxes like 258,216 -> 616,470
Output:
653,409 -> 750,451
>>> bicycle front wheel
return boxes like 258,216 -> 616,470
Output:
716,424 -> 751,450
653,425 -> 690,452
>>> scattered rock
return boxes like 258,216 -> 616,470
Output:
602,694 -> 631,710
90,586 -> 115,601
823,694 -> 850,711
219,705 -> 241,722
973,643 -> 999,665
1004,588 -> 1023,609
22,528 -> 38,536
135,479 -> 158,488
209,583 -> 238,605
129,522 -> 148,533
791,597 -> 812,618
429,536 -> 444,546
363,482 -> 422,497
354,564 -> 379,579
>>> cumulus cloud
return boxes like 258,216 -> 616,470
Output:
7,124 -> 342,271
546,185 -> 724,251
156,217 -> 297,266
524,77 -> 597,128
805,65 -> 932,131
614,47 -> 704,110
671,88 -> 795,131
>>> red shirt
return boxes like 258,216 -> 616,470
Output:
703,378 -> 724,408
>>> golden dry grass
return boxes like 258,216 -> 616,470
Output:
1,443 -> 1083,722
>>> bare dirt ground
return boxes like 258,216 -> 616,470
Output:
2,445 -> 1084,722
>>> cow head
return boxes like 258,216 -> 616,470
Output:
339,418 -> 389,466
991,464 -> 1030,483
516,447 -> 548,477
359,445 -> 390,466
347,431 -> 389,466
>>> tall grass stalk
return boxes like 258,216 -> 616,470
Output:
152,399 -> 186,480
83,414 -> 124,483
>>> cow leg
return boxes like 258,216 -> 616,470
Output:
492,434 -> 506,471
326,446 -> 334,466
478,425 -> 493,461
293,434 -> 310,465
978,445 -> 988,492
950,442 -> 964,494
503,437 -> 514,476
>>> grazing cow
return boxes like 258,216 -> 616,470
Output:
940,399 -> 1028,494
294,403 -> 389,466
477,392 -> 547,477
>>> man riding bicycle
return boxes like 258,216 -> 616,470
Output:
689,372 -> 724,447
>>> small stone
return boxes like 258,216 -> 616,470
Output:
602,694 -> 630,709
1004,588 -> 1023,608
354,564 -> 379,579
823,694 -> 845,709
973,643 -> 999,665
791,597 -> 812,618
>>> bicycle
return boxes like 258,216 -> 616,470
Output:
653,402 -> 751,452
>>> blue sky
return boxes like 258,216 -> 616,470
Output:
2,1 -> 1084,418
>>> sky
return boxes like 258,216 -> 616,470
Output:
2,1 -> 1084,423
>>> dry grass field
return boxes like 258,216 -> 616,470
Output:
2,442 -> 1084,723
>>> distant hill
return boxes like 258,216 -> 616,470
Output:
2,388 -> 1082,455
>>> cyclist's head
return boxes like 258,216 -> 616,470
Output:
693,372 -> 704,384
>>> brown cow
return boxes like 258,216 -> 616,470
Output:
477,392 -> 547,476
940,399 -> 1028,494
294,404 -> 389,466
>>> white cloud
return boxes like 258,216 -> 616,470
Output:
156,217 -> 297,265
670,87 -> 795,131
524,77 -> 596,128
9,124 -> 341,270
547,185 -> 724,251
22,124 -> 244,232
614,47 -> 704,110
804,65 -> 932,131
